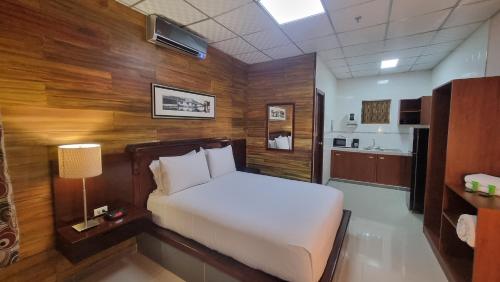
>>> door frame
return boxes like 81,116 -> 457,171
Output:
311,88 -> 325,184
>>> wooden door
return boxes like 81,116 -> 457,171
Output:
350,153 -> 377,183
312,89 -> 325,184
376,155 -> 412,187
331,151 -> 350,179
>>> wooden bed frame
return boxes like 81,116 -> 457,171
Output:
126,138 -> 351,282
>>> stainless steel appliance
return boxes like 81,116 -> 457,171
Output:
407,128 -> 429,213
333,137 -> 348,147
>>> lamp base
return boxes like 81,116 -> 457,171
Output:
72,218 -> 100,232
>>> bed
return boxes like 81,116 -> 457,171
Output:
126,138 -> 350,282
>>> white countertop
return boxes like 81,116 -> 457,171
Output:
331,147 -> 412,157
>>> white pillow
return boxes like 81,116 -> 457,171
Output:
275,136 -> 290,150
268,140 -> 277,149
159,151 -> 211,195
206,145 -> 236,178
149,150 -> 195,192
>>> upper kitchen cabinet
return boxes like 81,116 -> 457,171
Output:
399,96 -> 432,125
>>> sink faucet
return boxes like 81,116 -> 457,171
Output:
371,138 -> 376,148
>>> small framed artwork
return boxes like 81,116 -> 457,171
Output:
268,106 -> 286,121
152,84 -> 216,119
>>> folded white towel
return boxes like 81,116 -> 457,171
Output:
457,214 -> 477,248
464,174 -> 500,188
465,182 -> 496,195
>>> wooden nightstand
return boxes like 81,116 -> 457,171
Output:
56,203 -> 151,263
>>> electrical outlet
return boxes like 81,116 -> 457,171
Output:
94,205 -> 108,217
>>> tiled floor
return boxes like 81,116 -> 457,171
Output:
80,252 -> 183,282
81,181 -> 447,282
329,180 -> 447,282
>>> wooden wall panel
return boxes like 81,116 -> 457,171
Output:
0,0 -> 247,280
246,55 -> 316,181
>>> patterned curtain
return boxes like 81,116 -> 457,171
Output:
361,100 -> 391,124
0,114 -> 19,267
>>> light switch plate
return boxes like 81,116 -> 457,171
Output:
94,205 -> 108,217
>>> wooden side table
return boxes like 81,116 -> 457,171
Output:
56,203 -> 151,263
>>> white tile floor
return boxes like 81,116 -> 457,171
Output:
329,180 -> 447,282
81,181 -> 447,282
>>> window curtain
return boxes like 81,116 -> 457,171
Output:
0,114 -> 19,267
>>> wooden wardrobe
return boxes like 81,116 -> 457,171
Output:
423,76 -> 500,282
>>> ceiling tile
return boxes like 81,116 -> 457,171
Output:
390,0 -> 458,21
349,62 -> 379,71
262,44 -> 303,59
327,58 -> 349,68
384,32 -> 435,50
338,24 -> 386,46
387,9 -> 451,38
432,22 -> 481,44
318,48 -> 345,60
211,37 -> 257,55
185,0 -> 251,17
396,56 -> 418,65
326,0 -> 372,12
444,0 -> 500,28
347,53 -> 383,65
381,47 -> 425,59
295,35 -> 340,53
422,40 -> 461,55
332,65 -> 351,73
415,52 -> 449,64
332,0 -> 390,32
333,71 -> 353,79
411,62 -> 437,71
187,19 -> 236,43
135,0 -> 207,25
281,14 -> 334,42
343,41 -> 385,57
352,69 -> 380,77
234,51 -> 270,64
243,28 -> 290,50
215,3 -> 275,35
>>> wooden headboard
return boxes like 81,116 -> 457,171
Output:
125,138 -> 246,208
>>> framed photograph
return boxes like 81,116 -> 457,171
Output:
268,106 -> 286,121
152,84 -> 216,119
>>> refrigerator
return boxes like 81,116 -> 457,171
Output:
407,127 -> 429,213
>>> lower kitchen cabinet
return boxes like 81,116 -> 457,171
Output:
331,150 -> 412,187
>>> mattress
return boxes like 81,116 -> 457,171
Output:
147,171 -> 344,282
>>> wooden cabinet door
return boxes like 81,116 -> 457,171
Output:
331,151 -> 350,179
376,155 -> 412,187
350,153 -> 377,183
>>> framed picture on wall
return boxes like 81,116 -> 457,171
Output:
151,84 -> 216,119
268,106 -> 286,121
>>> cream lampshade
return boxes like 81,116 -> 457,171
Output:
58,144 -> 102,232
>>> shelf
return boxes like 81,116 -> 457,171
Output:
400,110 -> 421,113
442,210 -> 460,228
446,183 -> 500,210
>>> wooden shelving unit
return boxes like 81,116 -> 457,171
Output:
423,77 -> 500,282
399,96 -> 432,125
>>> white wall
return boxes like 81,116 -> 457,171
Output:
487,13 -> 500,76
331,71 -> 433,153
315,56 -> 337,184
432,21 -> 489,87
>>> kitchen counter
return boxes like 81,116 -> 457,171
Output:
331,147 -> 412,157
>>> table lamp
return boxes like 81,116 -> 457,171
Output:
58,144 -> 102,232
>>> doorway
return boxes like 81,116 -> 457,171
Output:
312,89 -> 325,184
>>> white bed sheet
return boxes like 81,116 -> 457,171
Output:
147,171 -> 344,282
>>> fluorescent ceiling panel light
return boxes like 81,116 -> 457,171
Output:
380,59 -> 399,69
260,0 -> 325,25
377,80 -> 389,84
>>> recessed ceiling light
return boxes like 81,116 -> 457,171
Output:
259,0 -> 325,25
380,59 -> 399,69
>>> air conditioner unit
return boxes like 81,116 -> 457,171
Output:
147,15 -> 208,59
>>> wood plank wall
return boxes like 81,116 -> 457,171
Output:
246,55 -> 316,181
0,0 -> 247,280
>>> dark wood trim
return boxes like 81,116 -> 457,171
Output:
312,88 -> 326,183
265,103 -> 296,152
147,210 -> 351,282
